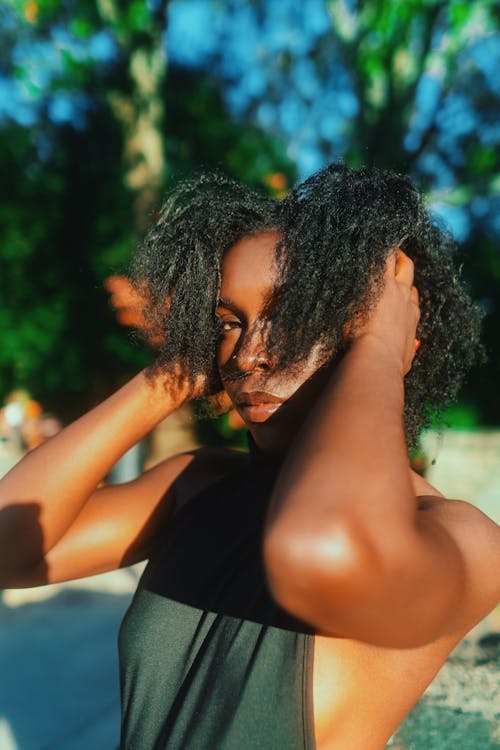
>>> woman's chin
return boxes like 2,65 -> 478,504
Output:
246,415 -> 298,457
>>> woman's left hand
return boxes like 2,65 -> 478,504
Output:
350,249 -> 421,376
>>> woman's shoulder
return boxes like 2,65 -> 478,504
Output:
409,472 -> 500,635
406,464 -> 500,639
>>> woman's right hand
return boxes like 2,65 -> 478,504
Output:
158,362 -> 215,404
105,275 -> 221,403
105,275 -> 166,348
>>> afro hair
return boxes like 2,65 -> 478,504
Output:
131,164 -> 485,449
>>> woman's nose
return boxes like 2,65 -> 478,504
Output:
232,329 -> 273,373
233,347 -> 271,373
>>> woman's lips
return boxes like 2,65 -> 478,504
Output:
237,402 -> 283,423
235,392 -> 286,423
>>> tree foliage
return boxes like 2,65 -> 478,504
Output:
0,0 -> 295,418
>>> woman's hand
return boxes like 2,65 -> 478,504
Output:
158,363 -> 217,405
105,275 -> 166,348
105,275 -> 219,402
348,249 -> 421,376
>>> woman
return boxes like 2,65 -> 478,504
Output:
1,164 -> 499,750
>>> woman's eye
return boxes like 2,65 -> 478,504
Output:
218,318 -> 241,333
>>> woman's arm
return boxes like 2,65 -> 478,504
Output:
0,369 -> 195,586
264,250 -> 500,647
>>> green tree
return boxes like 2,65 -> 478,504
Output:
0,0 -> 295,420
325,0 -> 500,423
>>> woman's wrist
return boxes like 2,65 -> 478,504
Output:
346,332 -> 407,379
136,367 -> 191,418
136,363 -> 210,418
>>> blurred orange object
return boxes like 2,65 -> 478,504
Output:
24,400 -> 43,419
264,172 -> 288,191
24,1 -> 39,23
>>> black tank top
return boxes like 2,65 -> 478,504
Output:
118,437 -> 316,750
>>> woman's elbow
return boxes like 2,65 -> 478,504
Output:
263,516 -> 382,629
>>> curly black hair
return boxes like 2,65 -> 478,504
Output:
131,172 -> 278,390
268,163 -> 485,448
132,164 -> 485,449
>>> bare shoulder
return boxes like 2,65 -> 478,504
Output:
416,494 -> 500,631
409,468 -> 499,556
140,443 -> 248,494
409,465 -> 500,628
417,493 -> 500,562
180,443 -> 250,472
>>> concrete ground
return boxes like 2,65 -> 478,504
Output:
390,619 -> 500,750
0,568 -> 143,750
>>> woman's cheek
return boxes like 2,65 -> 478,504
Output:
216,336 -> 234,369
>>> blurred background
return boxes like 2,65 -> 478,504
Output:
0,1 -> 499,749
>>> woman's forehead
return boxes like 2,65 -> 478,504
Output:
219,231 -> 282,304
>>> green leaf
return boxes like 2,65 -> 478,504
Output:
126,0 -> 152,34
71,17 -> 94,39
449,1 -> 472,28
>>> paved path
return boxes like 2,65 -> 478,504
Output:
0,569 -> 141,750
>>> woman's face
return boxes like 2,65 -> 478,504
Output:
216,231 -> 332,455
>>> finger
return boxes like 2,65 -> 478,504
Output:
110,290 -> 143,309
395,249 -> 414,286
116,308 -> 145,327
103,275 -> 124,293
385,249 -> 398,277
105,276 -> 146,309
